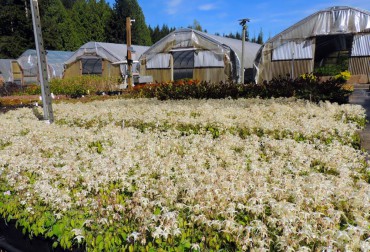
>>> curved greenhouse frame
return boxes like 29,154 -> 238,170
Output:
255,6 -> 370,83
139,28 -> 261,83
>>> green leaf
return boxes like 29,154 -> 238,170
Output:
154,207 -> 161,215
98,241 -> 104,251
52,241 -> 59,248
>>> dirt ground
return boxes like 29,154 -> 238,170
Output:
0,94 -> 124,114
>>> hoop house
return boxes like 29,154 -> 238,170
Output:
255,6 -> 370,83
64,42 -> 149,80
139,28 -> 261,83
16,49 -> 74,84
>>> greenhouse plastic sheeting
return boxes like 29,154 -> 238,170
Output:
254,6 -> 370,83
65,42 -> 149,66
269,6 -> 370,48
194,51 -> 224,67
140,28 -> 261,81
17,49 -> 74,79
0,59 -> 13,83
146,53 -> 171,69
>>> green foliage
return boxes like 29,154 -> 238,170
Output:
149,24 -> 176,44
0,0 -> 34,58
0,140 -> 12,150
88,140 -> 104,154
110,0 -> 152,45
39,0 -> 80,51
132,75 -> 353,104
24,76 -> 121,97
70,0 -> 112,45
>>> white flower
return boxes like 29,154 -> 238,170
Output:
127,231 -> 140,242
191,243 -> 200,251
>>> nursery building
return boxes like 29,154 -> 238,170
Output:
63,42 -> 149,80
254,6 -> 370,83
139,28 -> 261,83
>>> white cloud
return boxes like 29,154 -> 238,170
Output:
166,0 -> 183,15
198,3 -> 216,11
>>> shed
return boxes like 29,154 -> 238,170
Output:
64,42 -> 149,80
16,49 -> 74,84
254,6 -> 370,83
139,28 -> 261,83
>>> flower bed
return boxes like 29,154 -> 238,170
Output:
0,98 -> 369,251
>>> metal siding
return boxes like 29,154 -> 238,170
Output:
271,60 -> 313,79
64,61 -> 82,78
352,34 -> 370,56
143,69 -> 172,83
349,57 -> 370,75
193,68 -> 226,83
11,61 -> 23,84
102,61 -> 121,78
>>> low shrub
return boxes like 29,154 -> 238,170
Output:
24,76 -> 122,97
132,74 -> 353,103
0,83 -> 27,96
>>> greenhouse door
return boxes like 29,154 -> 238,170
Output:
172,50 -> 194,80
314,34 -> 353,73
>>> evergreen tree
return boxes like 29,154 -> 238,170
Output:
39,0 -> 80,50
0,0 -> 34,58
69,0 -> 89,45
61,0 -> 76,9
188,19 -> 203,32
257,28 -> 264,44
110,0 -> 152,46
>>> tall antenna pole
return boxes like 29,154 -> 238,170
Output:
30,0 -> 54,123
239,18 -> 250,84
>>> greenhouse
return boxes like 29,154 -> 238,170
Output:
139,28 -> 261,83
254,6 -> 370,83
16,49 -> 74,84
64,42 -> 149,80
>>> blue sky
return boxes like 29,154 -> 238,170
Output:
116,0 -> 370,42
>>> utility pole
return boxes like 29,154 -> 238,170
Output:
239,18 -> 250,84
30,0 -> 54,123
126,17 -> 135,89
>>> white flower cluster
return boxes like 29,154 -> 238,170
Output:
0,98 -> 369,250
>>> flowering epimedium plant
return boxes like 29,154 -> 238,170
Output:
0,98 -> 369,251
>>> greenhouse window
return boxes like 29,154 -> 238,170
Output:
82,58 -> 102,75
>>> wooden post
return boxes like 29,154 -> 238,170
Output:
239,18 -> 250,84
126,17 -> 133,89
